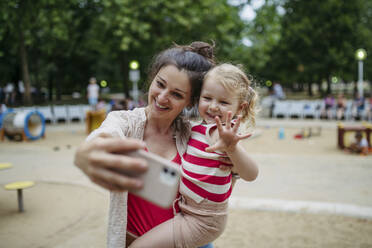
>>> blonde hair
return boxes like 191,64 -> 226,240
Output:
204,63 -> 259,127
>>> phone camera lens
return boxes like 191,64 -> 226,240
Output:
163,167 -> 168,173
171,171 -> 176,177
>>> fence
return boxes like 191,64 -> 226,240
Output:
262,98 -> 372,121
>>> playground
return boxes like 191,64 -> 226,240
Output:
1,119 -> 372,247
1,0 -> 372,246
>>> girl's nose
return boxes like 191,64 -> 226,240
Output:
209,101 -> 219,111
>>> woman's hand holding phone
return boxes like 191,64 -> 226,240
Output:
74,133 -> 148,192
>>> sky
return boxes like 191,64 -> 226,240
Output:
234,0 -> 285,47
229,0 -> 265,46
239,0 -> 265,21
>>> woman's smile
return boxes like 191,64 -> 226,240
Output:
154,99 -> 169,110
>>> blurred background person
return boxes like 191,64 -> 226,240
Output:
352,92 -> 365,120
336,93 -> 347,120
4,82 -> 15,106
87,77 -> 99,110
96,98 -> 107,112
322,94 -> 335,119
0,100 -> 7,114
273,82 -> 286,100
344,131 -> 369,155
366,93 -> 372,121
18,80 -> 25,105
126,96 -> 136,110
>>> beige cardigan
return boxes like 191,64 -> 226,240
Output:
87,108 -> 191,248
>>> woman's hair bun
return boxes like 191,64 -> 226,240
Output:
189,41 -> 215,61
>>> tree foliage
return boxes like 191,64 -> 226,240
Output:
0,0 -> 244,103
244,0 -> 371,96
1,0 -> 371,103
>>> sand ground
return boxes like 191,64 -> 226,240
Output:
0,118 -> 372,248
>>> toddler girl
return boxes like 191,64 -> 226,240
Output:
130,63 -> 259,248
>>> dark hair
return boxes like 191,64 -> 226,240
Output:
147,41 -> 216,105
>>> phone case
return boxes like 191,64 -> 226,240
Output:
127,150 -> 181,208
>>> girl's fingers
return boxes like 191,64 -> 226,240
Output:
215,116 -> 224,134
205,146 -> 215,153
232,115 -> 241,133
238,133 -> 252,140
205,144 -> 221,153
226,112 -> 232,129
219,156 -> 232,164
219,165 -> 232,171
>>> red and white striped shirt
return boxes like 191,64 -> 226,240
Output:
180,123 -> 232,203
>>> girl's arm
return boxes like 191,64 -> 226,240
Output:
224,143 -> 258,181
205,112 -> 258,182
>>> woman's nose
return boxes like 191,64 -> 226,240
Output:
157,91 -> 169,103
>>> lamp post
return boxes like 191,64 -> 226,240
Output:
129,60 -> 140,104
355,48 -> 367,97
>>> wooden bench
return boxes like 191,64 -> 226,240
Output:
337,123 -> 371,149
4,181 -> 35,212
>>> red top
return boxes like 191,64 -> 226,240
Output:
127,152 -> 181,237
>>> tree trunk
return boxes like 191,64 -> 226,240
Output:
299,82 -> 304,91
317,81 -> 323,97
121,52 -> 129,97
326,76 -> 331,95
56,79 -> 61,101
19,29 -> 32,105
307,82 -> 313,96
48,72 -> 54,101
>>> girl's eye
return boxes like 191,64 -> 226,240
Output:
220,101 -> 229,105
172,92 -> 183,99
203,96 -> 211,100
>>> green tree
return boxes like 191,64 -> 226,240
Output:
271,0 -> 368,96
0,0 -> 38,104
233,0 -> 283,85
0,0 -> 247,103
92,0 -> 245,96
0,0 -> 95,103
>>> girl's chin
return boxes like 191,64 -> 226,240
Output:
204,119 -> 216,124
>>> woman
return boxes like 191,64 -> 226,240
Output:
74,41 -> 218,247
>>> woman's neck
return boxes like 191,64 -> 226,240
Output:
145,107 -> 174,135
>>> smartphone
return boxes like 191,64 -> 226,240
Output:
125,150 -> 181,208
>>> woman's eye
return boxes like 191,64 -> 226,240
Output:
220,101 -> 229,105
157,81 -> 165,88
203,96 -> 211,100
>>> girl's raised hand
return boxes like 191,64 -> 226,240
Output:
205,111 -> 251,153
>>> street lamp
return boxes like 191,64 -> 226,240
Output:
355,48 -> 367,97
129,60 -> 140,104
130,60 -> 139,70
